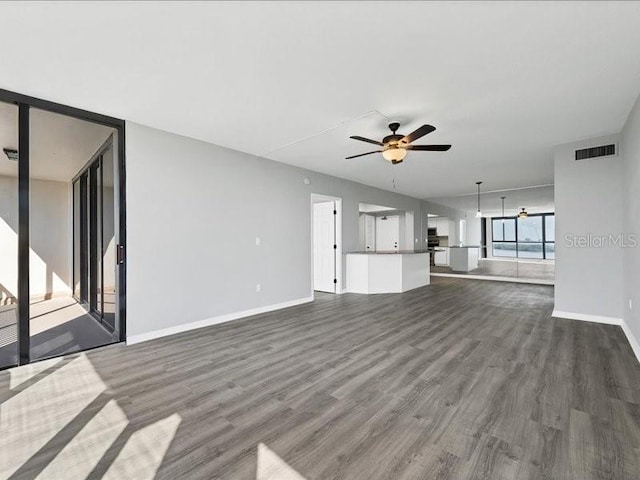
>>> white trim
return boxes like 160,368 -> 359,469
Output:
552,310 -> 640,364
551,310 -> 622,325
430,272 -> 554,286
127,296 -> 313,345
620,320 -> 640,364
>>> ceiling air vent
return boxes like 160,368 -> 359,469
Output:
575,144 -> 616,161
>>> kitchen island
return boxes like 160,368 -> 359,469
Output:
449,245 -> 480,272
346,251 -> 430,294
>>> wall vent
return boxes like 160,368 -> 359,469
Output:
575,144 -> 616,161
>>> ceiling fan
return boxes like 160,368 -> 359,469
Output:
346,121 -> 451,164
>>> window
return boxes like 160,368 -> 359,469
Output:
492,217 -> 517,257
491,213 -> 554,259
517,215 -> 543,259
544,215 -> 555,259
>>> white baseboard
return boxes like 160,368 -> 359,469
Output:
620,320 -> 640,365
431,273 -> 554,286
551,310 -> 622,325
127,296 -> 314,345
552,309 -> 640,364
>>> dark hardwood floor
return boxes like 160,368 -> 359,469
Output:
1,277 -> 639,479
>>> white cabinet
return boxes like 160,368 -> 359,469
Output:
436,217 -> 450,236
427,217 -> 437,228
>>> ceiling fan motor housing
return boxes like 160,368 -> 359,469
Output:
383,134 -> 403,145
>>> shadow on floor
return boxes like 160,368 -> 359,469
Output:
0,297 -> 117,368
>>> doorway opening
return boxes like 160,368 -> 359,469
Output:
358,203 -> 414,252
311,194 -> 342,294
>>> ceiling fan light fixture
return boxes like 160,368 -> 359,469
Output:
518,207 -> 528,219
346,122 -> 450,163
382,147 -> 407,163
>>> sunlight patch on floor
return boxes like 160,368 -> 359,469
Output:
35,399 -> 128,479
0,354 -> 104,478
257,443 -> 307,480
8,356 -> 63,390
103,413 -> 181,480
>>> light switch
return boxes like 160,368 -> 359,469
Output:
255,237 -> 261,246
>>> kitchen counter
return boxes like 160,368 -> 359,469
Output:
346,252 -> 430,293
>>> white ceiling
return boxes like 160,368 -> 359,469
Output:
1,2 -> 639,197
429,185 -> 555,217
0,103 -> 114,182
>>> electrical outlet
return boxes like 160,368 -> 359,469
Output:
256,284 -> 261,293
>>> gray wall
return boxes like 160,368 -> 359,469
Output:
553,133 -> 624,319
126,122 -> 425,338
622,92 -> 640,343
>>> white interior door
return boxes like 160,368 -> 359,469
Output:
375,215 -> 399,251
364,214 -> 376,251
313,201 -> 336,292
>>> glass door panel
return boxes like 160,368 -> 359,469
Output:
0,100 -> 19,369
101,146 -> 116,330
30,107 -> 117,361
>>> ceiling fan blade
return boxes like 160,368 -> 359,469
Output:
400,124 -> 436,144
407,144 -> 452,151
349,135 -> 384,146
345,150 -> 382,159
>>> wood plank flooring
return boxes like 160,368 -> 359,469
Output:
1,277 -> 639,479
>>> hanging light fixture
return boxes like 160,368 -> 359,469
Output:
518,207 -> 528,219
501,196 -> 506,217
475,181 -> 483,218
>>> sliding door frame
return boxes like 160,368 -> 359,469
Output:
0,88 -> 127,366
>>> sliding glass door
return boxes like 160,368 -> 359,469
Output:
73,142 -> 116,332
0,88 -> 126,368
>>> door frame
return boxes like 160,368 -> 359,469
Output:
310,194 -> 343,296
0,88 -> 126,366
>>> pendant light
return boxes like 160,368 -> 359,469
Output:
500,197 -> 507,238
475,181 -> 483,218
518,207 -> 528,219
